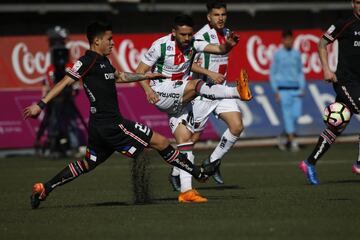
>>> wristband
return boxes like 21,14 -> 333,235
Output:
37,100 -> 46,110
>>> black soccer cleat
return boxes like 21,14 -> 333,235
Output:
202,159 -> 223,184
168,170 -> 181,192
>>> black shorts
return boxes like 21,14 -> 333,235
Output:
85,118 -> 153,167
333,79 -> 360,114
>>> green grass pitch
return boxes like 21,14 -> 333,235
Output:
1,143 -> 360,239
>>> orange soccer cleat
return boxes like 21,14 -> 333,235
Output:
178,189 -> 208,203
237,69 -> 253,101
30,183 -> 47,209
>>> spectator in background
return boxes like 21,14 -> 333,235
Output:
270,29 -> 305,152
34,26 -> 85,158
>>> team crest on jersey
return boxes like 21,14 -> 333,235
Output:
72,60 -> 82,72
211,34 -> 216,39
184,48 -> 194,59
167,46 -> 173,51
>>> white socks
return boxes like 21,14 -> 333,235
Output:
179,151 -> 194,193
210,129 -> 239,162
172,130 -> 239,192
172,142 -> 194,193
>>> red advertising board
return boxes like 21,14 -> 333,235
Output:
0,29 -> 338,89
0,29 -> 341,149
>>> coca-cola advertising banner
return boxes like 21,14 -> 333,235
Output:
0,29 -> 337,89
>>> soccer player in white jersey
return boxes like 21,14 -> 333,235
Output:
170,0 -> 246,192
136,14 -> 250,203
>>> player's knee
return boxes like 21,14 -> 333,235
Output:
229,120 -> 244,137
191,132 -> 201,143
150,131 -> 170,150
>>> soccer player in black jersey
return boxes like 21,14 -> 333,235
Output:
24,21 -> 219,209
299,0 -> 360,185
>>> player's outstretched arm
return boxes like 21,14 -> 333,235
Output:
23,76 -> 75,119
318,38 -> 337,83
135,62 -> 160,104
203,32 -> 239,55
115,71 -> 164,83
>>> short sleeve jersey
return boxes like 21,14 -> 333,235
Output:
192,24 -> 230,82
322,14 -> 360,80
66,50 -> 122,124
141,34 -> 209,81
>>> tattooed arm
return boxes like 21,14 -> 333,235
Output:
115,71 -> 164,83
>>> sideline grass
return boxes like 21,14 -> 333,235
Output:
1,143 -> 360,239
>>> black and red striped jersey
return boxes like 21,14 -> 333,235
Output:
66,50 -> 122,124
323,14 -> 360,80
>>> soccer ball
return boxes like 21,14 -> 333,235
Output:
323,102 -> 351,129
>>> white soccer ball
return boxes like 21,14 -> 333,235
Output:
323,102 -> 351,129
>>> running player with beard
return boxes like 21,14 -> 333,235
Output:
24,21 -> 218,209
299,0 -> 360,185
136,14 -> 251,202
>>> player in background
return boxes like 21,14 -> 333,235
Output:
136,14 -> 251,202
299,0 -> 360,185
24,21 -> 218,209
169,0 -> 249,192
270,29 -> 305,152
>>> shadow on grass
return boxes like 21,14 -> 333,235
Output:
38,184 -> 245,209
41,189 -> 251,209
327,198 -> 352,201
196,184 -> 243,191
43,201 -> 131,209
325,179 -> 360,184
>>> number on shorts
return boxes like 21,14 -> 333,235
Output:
135,123 -> 151,136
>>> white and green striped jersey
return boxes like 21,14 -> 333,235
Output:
141,34 -> 209,81
192,24 -> 230,82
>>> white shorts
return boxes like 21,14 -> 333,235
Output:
168,107 -> 192,134
189,97 -> 241,132
150,80 -> 188,116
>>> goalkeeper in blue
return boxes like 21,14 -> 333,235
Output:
299,0 -> 360,185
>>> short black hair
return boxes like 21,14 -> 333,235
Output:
206,0 -> 227,13
282,29 -> 293,38
86,21 -> 112,44
173,14 -> 194,29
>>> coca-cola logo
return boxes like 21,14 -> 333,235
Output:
112,39 -> 148,72
11,40 -> 88,85
11,43 -> 50,84
11,38 -> 148,85
246,33 -> 338,76
247,35 -> 278,75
